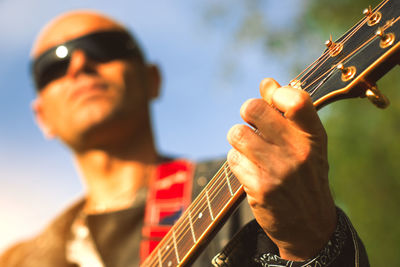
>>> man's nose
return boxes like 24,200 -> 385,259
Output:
66,49 -> 96,78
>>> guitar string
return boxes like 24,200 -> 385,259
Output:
293,0 -> 388,88
300,1 -> 393,95
293,11 -> 373,92
295,16 -> 367,90
305,16 -> 399,97
143,2 -> 395,265
144,161 -> 238,266
306,14 -> 399,96
289,0 -> 388,93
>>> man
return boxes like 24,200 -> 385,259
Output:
0,10 -> 369,266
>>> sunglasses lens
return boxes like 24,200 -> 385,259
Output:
38,60 -> 70,89
82,34 -> 136,62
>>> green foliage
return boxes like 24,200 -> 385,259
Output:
202,0 -> 400,264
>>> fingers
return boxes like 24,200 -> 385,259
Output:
248,78 -> 324,135
239,98 -> 289,145
227,148 -> 264,196
227,124 -> 279,166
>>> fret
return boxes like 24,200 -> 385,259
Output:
224,164 -> 234,196
209,180 -> 233,217
202,165 -> 237,218
222,164 -> 241,193
205,189 -> 215,221
191,193 -> 213,240
172,229 -> 180,264
227,172 -> 241,194
188,209 -> 197,243
175,216 -> 195,261
157,249 -> 162,267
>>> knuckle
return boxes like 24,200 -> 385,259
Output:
240,98 -> 267,123
227,149 -> 240,167
230,124 -> 248,146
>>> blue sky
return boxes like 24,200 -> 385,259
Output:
0,0 -> 305,251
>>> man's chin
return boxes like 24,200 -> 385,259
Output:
74,99 -> 116,121
72,108 -> 114,134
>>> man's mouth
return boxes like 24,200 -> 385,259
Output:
68,78 -> 109,103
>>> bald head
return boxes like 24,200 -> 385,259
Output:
32,10 -> 127,58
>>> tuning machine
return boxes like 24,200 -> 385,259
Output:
375,27 -> 395,48
363,6 -> 382,26
325,35 -> 343,57
364,83 -> 390,109
337,63 -> 356,82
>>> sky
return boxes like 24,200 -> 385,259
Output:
0,0 -> 305,252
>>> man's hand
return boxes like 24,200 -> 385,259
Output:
227,78 -> 337,261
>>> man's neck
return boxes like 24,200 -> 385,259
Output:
74,138 -> 160,214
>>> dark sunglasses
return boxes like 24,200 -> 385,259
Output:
31,30 -> 144,90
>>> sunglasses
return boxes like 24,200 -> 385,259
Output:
31,30 -> 144,90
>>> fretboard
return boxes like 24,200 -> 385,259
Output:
140,161 -> 245,267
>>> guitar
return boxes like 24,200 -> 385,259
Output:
141,0 -> 400,266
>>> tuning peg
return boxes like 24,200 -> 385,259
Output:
363,6 -> 373,16
324,35 -> 343,57
324,35 -> 334,48
363,6 -> 382,26
365,85 -> 390,109
375,27 -> 395,48
337,63 -> 356,82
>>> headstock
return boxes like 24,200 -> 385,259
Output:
290,0 -> 400,110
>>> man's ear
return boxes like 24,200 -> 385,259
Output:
31,98 -> 56,139
146,64 -> 161,100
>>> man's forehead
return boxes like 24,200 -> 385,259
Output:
32,11 -> 125,58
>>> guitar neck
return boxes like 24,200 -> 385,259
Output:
142,0 -> 400,265
140,162 -> 245,267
